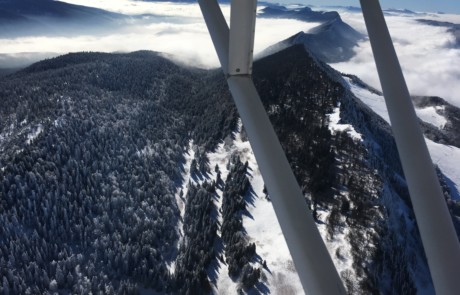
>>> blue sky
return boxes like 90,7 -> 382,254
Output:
271,0 -> 460,14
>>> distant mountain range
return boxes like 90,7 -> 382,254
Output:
384,8 -> 419,15
417,19 -> 460,47
258,5 -> 340,23
0,0 -> 127,37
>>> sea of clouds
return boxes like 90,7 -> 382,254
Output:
333,7 -> 460,108
0,0 -> 317,69
1,0 -> 460,107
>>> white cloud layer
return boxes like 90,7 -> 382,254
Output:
1,1 -> 459,107
0,2 -> 316,69
333,9 -> 460,107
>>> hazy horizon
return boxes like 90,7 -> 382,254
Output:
1,0 -> 460,108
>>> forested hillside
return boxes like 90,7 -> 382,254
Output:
0,51 -> 238,294
1,46 -> 459,294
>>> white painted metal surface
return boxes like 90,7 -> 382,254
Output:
360,1 -> 460,294
229,0 -> 257,75
198,0 -> 229,74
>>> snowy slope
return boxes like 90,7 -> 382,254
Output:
229,123 -> 305,295
177,122 -> 305,294
343,76 -> 460,200
415,106 -> 447,129
190,117 -> 372,294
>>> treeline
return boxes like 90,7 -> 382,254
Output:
174,183 -> 217,294
221,156 -> 259,289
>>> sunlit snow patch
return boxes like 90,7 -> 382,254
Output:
427,139 -> 460,201
343,77 -> 390,122
26,124 -> 43,144
205,121 -> 305,295
328,105 -> 363,140
415,106 -> 447,129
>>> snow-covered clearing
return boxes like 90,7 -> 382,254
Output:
205,121 -> 304,294
202,118 -> 364,294
345,76 -> 460,200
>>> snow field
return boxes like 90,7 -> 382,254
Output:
415,106 -> 447,129
205,121 -> 304,294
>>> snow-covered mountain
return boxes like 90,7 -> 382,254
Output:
259,16 -> 364,63
1,45 -> 459,295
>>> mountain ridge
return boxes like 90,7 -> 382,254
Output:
259,17 -> 363,63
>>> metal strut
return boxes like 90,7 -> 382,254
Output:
198,0 -> 346,294
360,1 -> 460,294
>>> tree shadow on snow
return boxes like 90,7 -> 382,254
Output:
443,173 -> 460,201
244,186 -> 258,208
241,209 -> 255,220
207,236 -> 225,286
245,281 -> 271,295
